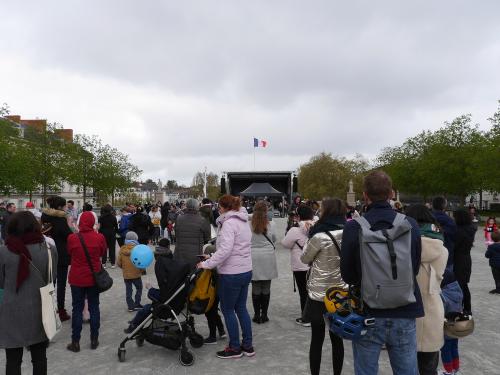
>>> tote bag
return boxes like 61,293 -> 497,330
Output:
29,244 -> 62,340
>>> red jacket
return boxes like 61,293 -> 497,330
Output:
68,211 -> 107,287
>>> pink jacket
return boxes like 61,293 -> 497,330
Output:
281,223 -> 310,272
201,208 -> 252,275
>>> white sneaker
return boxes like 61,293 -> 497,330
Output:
295,318 -> 311,327
111,264 -> 116,269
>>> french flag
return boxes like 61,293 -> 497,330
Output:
253,138 -> 268,148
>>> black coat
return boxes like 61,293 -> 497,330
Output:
98,214 -> 118,238
453,224 -> 476,284
41,209 -> 73,266
128,213 -> 154,243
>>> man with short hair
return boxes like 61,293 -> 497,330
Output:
340,171 -> 423,375
174,198 -> 211,268
432,196 -> 457,267
66,200 -> 78,222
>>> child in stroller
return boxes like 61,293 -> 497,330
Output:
118,238 -> 204,366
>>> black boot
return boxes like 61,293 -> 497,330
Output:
261,293 -> 270,323
252,294 -> 261,324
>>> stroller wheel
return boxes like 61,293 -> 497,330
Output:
189,333 -> 204,348
179,349 -> 194,366
118,348 -> 126,362
136,337 -> 145,347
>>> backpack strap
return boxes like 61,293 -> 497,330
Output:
381,228 -> 398,280
263,232 -> 275,250
294,240 -> 303,250
324,231 -> 341,255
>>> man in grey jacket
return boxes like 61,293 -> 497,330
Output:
173,198 -> 211,268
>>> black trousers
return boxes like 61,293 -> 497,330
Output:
293,270 -> 308,316
491,266 -> 500,290
117,237 -> 125,247
5,341 -> 48,375
102,234 -> 116,265
310,317 -> 344,375
417,351 -> 439,375
205,296 -> 225,338
458,281 -> 471,313
56,264 -> 69,310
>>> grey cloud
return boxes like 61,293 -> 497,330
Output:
1,0 -> 500,185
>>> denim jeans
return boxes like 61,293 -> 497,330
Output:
218,271 -> 252,350
71,286 -> 100,342
352,318 -> 417,375
125,278 -> 143,309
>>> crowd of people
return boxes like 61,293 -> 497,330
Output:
0,170 -> 497,374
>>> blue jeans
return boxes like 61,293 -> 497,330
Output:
218,271 -> 252,351
352,318 -> 417,375
125,278 -> 143,309
71,286 -> 100,342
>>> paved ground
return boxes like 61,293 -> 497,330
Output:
1,218 -> 498,374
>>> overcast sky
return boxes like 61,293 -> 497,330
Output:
1,1 -> 499,185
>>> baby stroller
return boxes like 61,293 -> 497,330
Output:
117,258 -> 205,366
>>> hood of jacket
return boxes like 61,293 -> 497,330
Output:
79,211 -> 95,232
216,207 -> 248,226
121,243 -> 135,256
42,208 -> 67,218
421,236 -> 448,264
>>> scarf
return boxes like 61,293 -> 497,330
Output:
309,215 -> 346,238
5,232 -> 44,292
125,239 -> 139,246
420,223 -> 444,242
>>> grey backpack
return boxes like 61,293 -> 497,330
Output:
354,213 -> 416,309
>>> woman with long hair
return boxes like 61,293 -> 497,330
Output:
281,204 -> 314,326
198,195 -> 254,359
249,201 -> 278,324
301,198 -> 346,375
0,211 -> 57,375
41,195 -> 73,321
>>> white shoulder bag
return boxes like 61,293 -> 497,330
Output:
29,243 -> 62,340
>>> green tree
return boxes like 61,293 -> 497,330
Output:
298,153 -> 367,201
191,171 -> 220,201
377,114 -> 487,204
21,122 -> 70,203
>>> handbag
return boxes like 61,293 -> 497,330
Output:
77,233 -> 113,293
27,243 -> 61,340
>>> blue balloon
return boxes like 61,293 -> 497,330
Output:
131,245 -> 154,269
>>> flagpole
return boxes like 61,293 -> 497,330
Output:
253,145 -> 256,170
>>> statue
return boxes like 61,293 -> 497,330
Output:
347,179 -> 355,207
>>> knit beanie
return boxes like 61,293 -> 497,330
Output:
125,231 -> 138,241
